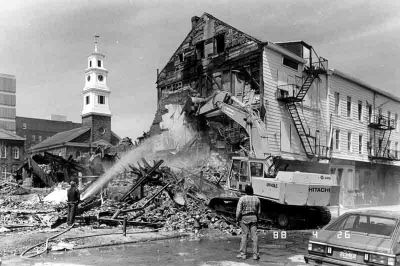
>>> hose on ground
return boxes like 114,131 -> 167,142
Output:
20,224 -> 75,259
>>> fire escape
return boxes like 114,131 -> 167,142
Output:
277,49 -> 328,159
368,114 -> 396,160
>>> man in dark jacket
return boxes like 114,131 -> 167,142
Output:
236,184 -> 261,260
67,180 -> 80,226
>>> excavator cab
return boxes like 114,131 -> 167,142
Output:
228,157 -> 274,193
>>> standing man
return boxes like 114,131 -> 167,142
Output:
67,180 -> 80,226
236,184 -> 261,260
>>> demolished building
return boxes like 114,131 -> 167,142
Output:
151,12 -> 400,207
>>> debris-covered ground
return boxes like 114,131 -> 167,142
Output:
0,156 -> 244,257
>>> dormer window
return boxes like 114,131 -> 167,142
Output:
98,60 -> 102,67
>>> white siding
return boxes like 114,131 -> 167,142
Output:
262,47 -> 330,160
329,74 -> 400,165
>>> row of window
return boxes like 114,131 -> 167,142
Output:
85,95 -> 105,105
333,129 -> 399,157
334,92 -> 399,130
88,59 -> 102,68
86,74 -> 104,82
28,134 -> 43,142
0,145 -> 20,159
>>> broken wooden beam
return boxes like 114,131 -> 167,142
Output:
120,160 -> 164,202
98,218 -> 163,228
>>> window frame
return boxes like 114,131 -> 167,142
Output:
335,129 -> 340,151
358,100 -> 363,121
1,166 -> 6,179
97,60 -> 101,67
347,96 -> 352,118
358,134 -> 363,155
334,92 -> 340,115
282,57 -> 299,71
86,95 -> 90,105
98,95 -> 105,104
347,131 -> 352,152
13,147 -> 19,159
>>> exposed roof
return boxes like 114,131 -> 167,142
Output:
30,127 -> 90,151
330,69 -> 400,103
0,128 -> 25,141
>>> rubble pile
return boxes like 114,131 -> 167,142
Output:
0,155 -> 240,236
0,182 -> 30,195
0,194 -> 61,230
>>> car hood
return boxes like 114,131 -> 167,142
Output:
313,230 -> 395,254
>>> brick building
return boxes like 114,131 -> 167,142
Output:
16,116 -> 81,150
30,39 -> 119,158
154,13 -> 400,207
0,73 -> 16,132
0,128 -> 24,180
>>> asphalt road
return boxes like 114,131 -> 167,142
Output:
2,230 -> 311,266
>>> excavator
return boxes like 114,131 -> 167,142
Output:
189,90 -> 340,229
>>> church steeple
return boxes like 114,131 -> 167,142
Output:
81,36 -> 112,143
82,35 -> 111,117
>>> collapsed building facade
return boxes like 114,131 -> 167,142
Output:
151,13 -> 400,207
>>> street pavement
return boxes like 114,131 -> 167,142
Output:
2,230 -> 312,266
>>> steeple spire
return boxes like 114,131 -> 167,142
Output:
94,35 -> 100,53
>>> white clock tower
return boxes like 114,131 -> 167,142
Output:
81,36 -> 112,143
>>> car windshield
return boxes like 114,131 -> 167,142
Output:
327,214 -> 398,237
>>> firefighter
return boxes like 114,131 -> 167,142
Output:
236,184 -> 261,260
67,180 -> 80,226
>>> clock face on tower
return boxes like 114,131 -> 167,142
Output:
98,75 -> 104,82
98,127 -> 106,135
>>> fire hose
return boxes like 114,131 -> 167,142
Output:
20,224 -> 75,259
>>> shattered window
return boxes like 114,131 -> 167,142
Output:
196,41 -> 205,59
283,57 -> 298,70
215,34 -> 225,54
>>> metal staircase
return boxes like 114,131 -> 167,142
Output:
368,114 -> 396,160
278,49 -> 328,159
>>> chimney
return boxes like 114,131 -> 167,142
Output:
191,16 -> 200,29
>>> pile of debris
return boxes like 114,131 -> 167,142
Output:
76,158 -> 238,234
1,156 -> 239,236
0,182 -> 30,195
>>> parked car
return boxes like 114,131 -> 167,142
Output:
304,209 -> 400,265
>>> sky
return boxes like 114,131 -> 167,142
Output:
0,0 -> 400,139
